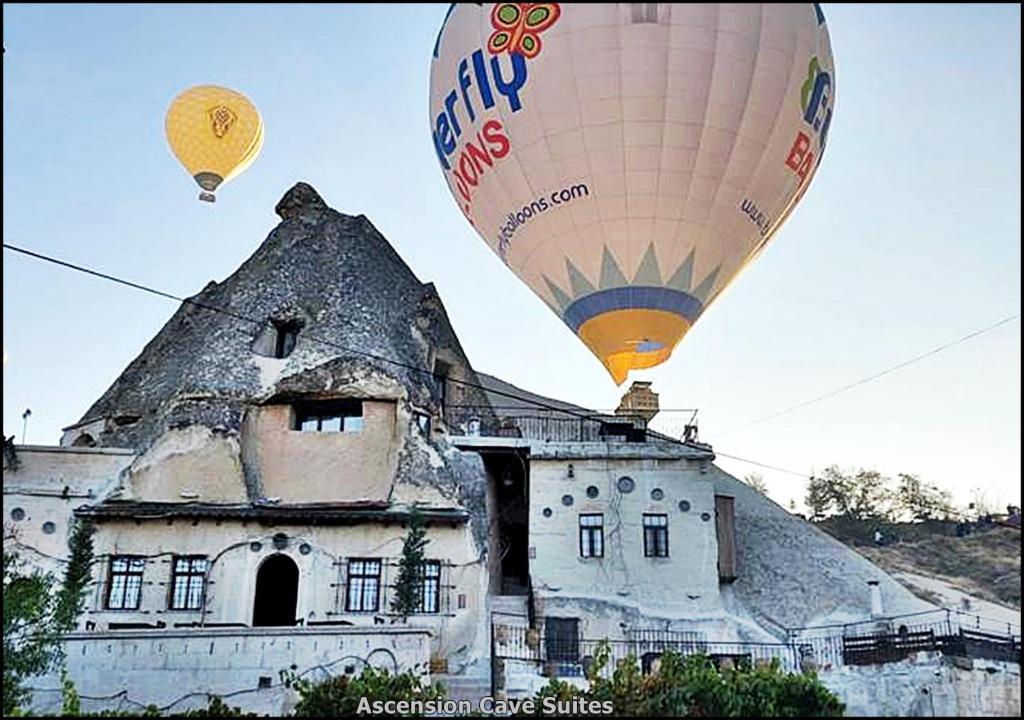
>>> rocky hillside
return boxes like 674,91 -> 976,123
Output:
818,519 -> 1021,612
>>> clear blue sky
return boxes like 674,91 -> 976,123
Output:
3,4 -> 1020,510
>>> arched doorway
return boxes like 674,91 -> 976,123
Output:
252,554 -> 299,627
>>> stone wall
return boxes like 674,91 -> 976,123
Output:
3,445 -> 135,575
27,626 -> 431,716
249,401 -> 400,504
819,653 -> 1021,717
528,452 -> 724,625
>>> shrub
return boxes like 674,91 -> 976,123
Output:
285,665 -> 446,717
530,643 -> 844,717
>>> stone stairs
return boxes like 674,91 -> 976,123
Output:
434,674 -> 491,705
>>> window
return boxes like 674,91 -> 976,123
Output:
273,321 -> 300,359
416,561 -> 442,614
169,556 -> 208,610
433,359 -> 451,417
253,319 -> 302,359
346,559 -> 382,612
72,433 -> 96,447
106,556 -> 146,610
414,411 -> 431,435
545,617 -> 580,663
579,514 -> 604,558
295,400 -> 364,433
643,514 -> 669,557
631,3 -> 659,23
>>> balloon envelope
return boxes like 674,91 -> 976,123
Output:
165,85 -> 264,202
429,3 -> 835,383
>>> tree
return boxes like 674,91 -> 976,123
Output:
390,508 -> 429,621
3,520 -> 95,715
804,475 -> 832,521
967,486 -> 1003,520
4,552 -> 55,714
284,665 -> 444,717
804,466 -> 894,521
846,469 -> 893,522
895,474 -> 954,521
742,472 -> 768,495
55,520 -> 95,631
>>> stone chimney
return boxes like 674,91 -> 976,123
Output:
615,381 -> 659,423
868,579 -> 884,618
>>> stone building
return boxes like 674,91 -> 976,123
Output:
4,184 -> 1019,716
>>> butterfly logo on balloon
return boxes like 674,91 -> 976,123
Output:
488,3 -> 561,58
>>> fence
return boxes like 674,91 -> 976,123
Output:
445,406 -> 698,444
492,621 -> 802,677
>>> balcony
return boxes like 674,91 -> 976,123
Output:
444,405 -> 700,445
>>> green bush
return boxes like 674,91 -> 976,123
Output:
285,665 -> 445,717
531,643 -> 844,717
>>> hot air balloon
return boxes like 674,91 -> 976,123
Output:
165,85 -> 264,202
429,3 -> 835,384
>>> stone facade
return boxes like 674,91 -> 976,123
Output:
4,184 -> 1018,716
819,654 -> 1021,717
29,626 -> 432,717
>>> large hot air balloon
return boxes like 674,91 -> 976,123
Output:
165,85 -> 264,202
429,3 -> 834,383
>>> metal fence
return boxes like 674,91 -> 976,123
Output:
492,621 -> 802,676
445,406 -> 699,444
493,608 -> 1021,679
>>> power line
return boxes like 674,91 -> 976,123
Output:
717,313 -> 1021,436
713,451 -> 812,478
0,242 -> 637,426
5,240 -> 1019,526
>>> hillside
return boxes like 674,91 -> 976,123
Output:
817,520 -> 1021,613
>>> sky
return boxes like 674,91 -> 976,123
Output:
3,4 -> 1020,511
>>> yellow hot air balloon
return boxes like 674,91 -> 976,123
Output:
429,4 -> 835,384
165,85 -> 264,202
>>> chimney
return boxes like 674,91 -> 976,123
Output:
616,381 -> 659,423
868,580 -> 883,618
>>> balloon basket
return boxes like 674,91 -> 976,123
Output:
198,192 -> 216,203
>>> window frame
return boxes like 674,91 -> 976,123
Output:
643,513 -> 670,558
345,558 -> 382,613
273,323 -> 299,359
168,555 -> 209,611
294,400 -> 365,434
106,555 -> 146,610
631,2 -> 659,23
578,513 -> 605,559
413,410 -> 432,435
414,560 -> 442,614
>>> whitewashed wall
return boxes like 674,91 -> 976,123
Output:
28,626 -> 432,716
3,445 -> 134,575
527,446 -> 735,642
82,518 -> 490,675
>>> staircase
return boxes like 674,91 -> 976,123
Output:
434,674 -> 492,705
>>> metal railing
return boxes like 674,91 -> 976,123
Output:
493,608 -> 1021,678
445,405 -> 699,444
492,622 -> 802,675
791,608 -> 1020,644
